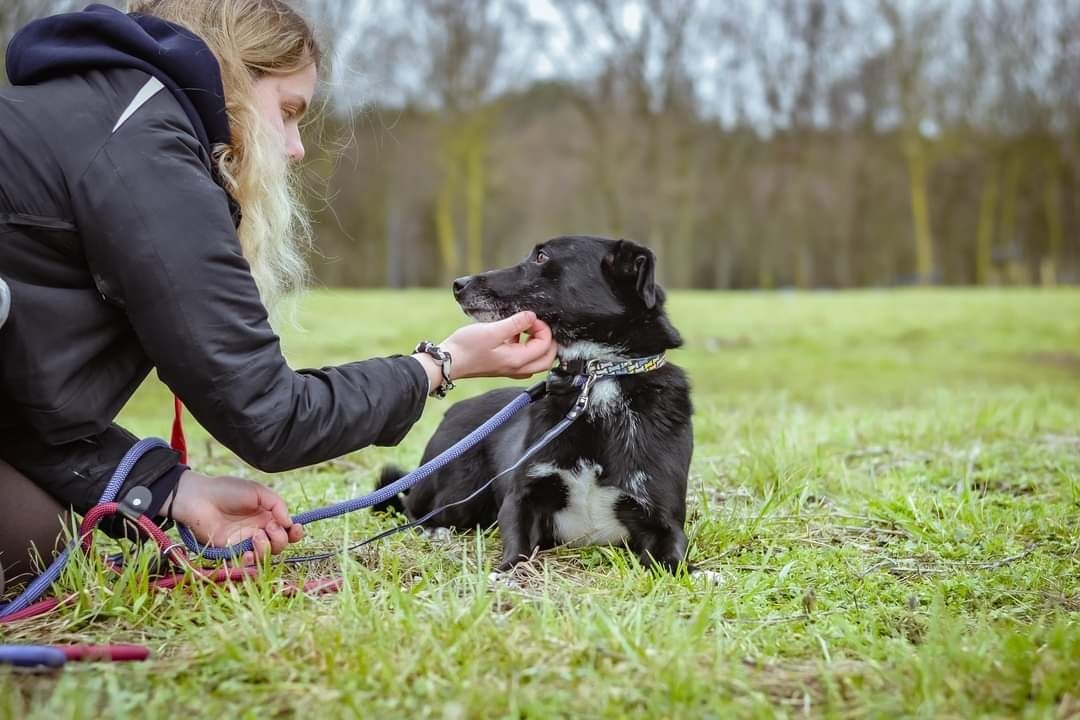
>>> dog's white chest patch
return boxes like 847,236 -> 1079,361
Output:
530,461 -> 629,548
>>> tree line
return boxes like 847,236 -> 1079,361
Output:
5,0 -> 1078,288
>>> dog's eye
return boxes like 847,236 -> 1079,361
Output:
535,250 -> 549,265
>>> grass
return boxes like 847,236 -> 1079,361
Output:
2,288 -> 1078,719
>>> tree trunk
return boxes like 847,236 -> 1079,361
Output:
434,156 -> 460,283
904,134 -> 934,284
464,119 -> 487,274
1042,153 -> 1063,287
975,159 -> 999,285
999,151 -> 1022,285
570,95 -> 623,236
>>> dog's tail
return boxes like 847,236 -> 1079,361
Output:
370,465 -> 409,514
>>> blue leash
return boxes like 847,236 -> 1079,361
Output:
0,438 -> 169,620
281,405 -> 583,564
0,645 -> 66,668
0,375 -> 590,612
177,378 -> 585,561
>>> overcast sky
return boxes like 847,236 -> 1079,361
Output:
319,0 -> 1072,133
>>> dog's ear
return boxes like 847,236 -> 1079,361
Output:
605,239 -> 660,309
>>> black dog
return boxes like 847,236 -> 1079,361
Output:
376,236 -> 694,573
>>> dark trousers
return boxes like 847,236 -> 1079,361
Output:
0,458 -> 69,596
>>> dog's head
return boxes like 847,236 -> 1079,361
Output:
452,235 -> 682,353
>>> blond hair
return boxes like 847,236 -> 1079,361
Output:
128,0 -> 320,312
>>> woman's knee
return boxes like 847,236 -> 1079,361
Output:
0,458 -> 69,591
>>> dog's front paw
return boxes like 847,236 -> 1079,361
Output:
694,569 -> 725,587
422,527 -> 453,543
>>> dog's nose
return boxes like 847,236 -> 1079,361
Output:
452,276 -> 473,298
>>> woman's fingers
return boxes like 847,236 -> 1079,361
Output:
256,485 -> 300,551
228,526 -> 259,566
261,487 -> 293,529
523,316 -> 552,343
265,522 -> 289,555
250,530 -> 271,562
496,318 -> 556,372
498,311 -> 537,340
527,341 -> 559,372
506,340 -> 558,374
230,525 -> 271,563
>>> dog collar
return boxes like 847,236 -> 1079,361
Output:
554,352 -> 667,379
548,352 -> 667,420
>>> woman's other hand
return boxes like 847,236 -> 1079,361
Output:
165,470 -> 304,565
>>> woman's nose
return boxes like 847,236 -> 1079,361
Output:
287,130 -> 305,162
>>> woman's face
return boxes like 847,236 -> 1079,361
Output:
252,62 -> 317,162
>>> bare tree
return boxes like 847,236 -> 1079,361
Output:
550,0 -> 703,285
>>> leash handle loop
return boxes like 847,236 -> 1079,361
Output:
0,438 -> 169,620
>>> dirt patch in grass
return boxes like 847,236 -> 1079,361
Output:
1026,351 -> 1080,374
743,657 -> 883,712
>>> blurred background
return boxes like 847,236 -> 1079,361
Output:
4,0 -> 1079,290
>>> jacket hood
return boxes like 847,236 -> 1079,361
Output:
5,3 -> 230,153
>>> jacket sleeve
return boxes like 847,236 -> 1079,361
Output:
69,105 -> 429,473
0,423 -> 183,538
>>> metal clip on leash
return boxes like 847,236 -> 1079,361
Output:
567,373 -> 598,420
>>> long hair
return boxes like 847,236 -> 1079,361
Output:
128,0 -> 320,312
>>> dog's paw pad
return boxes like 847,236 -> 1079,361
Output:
695,570 -> 725,586
422,527 -> 453,542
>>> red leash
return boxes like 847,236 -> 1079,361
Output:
60,645 -> 150,662
2,501 -> 344,631
161,397 -> 343,596
0,400 -> 344,668
171,395 -> 188,464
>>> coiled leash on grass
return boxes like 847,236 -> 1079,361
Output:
0,438 -> 169,620
0,439 -> 173,667
0,486 -> 260,666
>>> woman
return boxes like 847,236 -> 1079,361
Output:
0,0 -> 556,591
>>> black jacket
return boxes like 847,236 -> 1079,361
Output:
0,5 -> 428,518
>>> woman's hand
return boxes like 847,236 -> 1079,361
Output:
165,470 -> 304,565
412,311 -> 558,392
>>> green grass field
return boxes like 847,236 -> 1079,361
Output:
3,289 -> 1079,718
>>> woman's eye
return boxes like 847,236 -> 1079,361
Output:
536,250 -> 549,264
